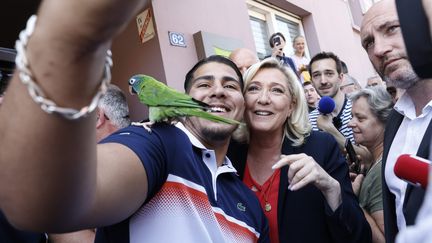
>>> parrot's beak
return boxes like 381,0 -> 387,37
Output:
129,86 -> 136,95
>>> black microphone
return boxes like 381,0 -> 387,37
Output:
317,96 -> 335,115
394,154 -> 430,189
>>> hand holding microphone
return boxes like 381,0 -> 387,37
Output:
317,96 -> 335,115
316,96 -> 343,132
394,154 -> 430,189
317,96 -> 359,169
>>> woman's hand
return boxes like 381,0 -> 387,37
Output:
350,172 -> 365,196
273,153 -> 342,211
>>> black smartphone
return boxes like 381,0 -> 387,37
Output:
345,139 -> 361,174
272,36 -> 281,46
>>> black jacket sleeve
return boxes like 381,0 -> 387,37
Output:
319,132 -> 371,242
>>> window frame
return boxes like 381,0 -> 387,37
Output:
246,0 -> 309,59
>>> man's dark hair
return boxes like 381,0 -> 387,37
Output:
341,61 -> 349,74
269,32 -> 286,48
308,51 -> 343,75
184,55 -> 243,92
303,81 -> 313,87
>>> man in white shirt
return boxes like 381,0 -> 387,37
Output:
360,0 -> 432,242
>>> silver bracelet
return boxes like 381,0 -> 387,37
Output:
15,15 -> 113,120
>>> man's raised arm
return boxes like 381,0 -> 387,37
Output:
0,0 -> 149,232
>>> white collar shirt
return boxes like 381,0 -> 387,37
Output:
385,92 -> 432,230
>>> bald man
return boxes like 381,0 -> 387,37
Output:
228,48 -> 259,74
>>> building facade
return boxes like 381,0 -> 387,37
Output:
109,0 -> 380,120
0,0 -> 380,121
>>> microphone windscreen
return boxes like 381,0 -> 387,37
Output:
394,154 -> 430,189
317,96 -> 335,115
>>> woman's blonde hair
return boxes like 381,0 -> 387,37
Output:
235,57 -> 311,146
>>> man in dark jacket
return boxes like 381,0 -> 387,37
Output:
360,0 -> 432,242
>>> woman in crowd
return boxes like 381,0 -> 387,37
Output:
228,58 -> 371,243
348,87 -> 393,243
289,35 -> 310,82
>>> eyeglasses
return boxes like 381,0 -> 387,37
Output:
340,83 -> 355,89
98,114 -> 129,121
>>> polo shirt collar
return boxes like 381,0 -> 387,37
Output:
175,122 -> 237,171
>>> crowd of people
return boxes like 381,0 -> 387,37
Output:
0,0 -> 431,242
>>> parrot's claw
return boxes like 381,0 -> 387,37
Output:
132,121 -> 154,133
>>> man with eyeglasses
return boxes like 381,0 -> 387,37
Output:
340,75 -> 362,95
340,61 -> 362,95
366,75 -> 385,88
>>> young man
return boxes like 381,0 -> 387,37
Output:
308,52 -> 355,148
0,1 -> 269,242
268,32 -> 298,79
361,0 -> 432,242
303,81 -> 320,113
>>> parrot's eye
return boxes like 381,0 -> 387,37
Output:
128,79 -> 135,85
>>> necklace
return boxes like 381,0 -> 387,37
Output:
245,163 -> 280,212
262,171 -> 278,212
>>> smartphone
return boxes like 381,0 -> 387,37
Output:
345,139 -> 361,174
272,36 -> 281,46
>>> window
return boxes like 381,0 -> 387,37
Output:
247,0 -> 307,59
249,16 -> 271,60
275,16 -> 300,56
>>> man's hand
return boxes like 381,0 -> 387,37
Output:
316,114 -> 338,133
0,0 -> 150,232
271,46 -> 284,58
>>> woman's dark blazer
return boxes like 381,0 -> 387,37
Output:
228,131 -> 371,243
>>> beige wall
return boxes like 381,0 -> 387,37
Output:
111,0 -> 377,120
112,0 -> 256,120
152,0 -> 256,90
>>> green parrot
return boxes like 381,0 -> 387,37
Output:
128,74 -> 244,131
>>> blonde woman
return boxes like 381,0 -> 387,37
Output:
290,35 -> 311,82
228,58 -> 370,243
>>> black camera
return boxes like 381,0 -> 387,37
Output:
272,36 -> 281,47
